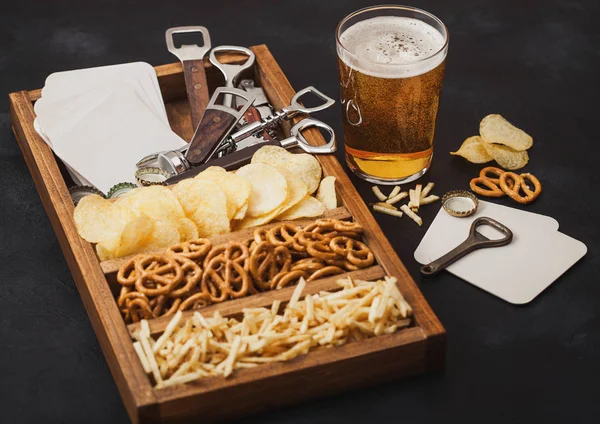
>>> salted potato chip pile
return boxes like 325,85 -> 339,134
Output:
74,147 -> 339,261
132,276 -> 412,388
451,114 -> 533,170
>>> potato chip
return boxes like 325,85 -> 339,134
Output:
235,163 -> 288,217
480,114 -> 533,151
96,236 -> 120,261
481,142 -> 529,170
195,166 -> 251,220
450,136 -> 493,163
251,145 -> 322,194
117,214 -> 155,257
176,217 -> 199,242
116,185 -> 185,223
171,179 -> 222,215
315,176 -> 338,210
74,194 -> 131,243
143,219 -> 181,250
276,168 -> 308,215
276,196 -> 326,221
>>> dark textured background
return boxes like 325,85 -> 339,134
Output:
1,1 -> 599,423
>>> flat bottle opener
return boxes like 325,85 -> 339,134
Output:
165,117 -> 337,184
165,26 -> 212,128
420,217 -> 513,277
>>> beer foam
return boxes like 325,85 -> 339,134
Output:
339,16 -> 447,78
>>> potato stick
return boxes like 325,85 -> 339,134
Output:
385,191 -> 408,205
373,205 -> 404,217
371,185 -> 388,201
414,184 -> 422,208
158,370 -> 205,389
133,341 -> 151,374
288,278 -> 306,308
389,185 -> 401,198
420,194 -> 440,205
153,311 -> 183,354
400,205 -> 423,226
408,189 -> 415,207
271,300 -> 281,316
139,323 -> 163,385
223,336 -> 242,377
421,182 -> 434,198
372,201 -> 397,211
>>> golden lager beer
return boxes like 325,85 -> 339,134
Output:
336,6 -> 449,184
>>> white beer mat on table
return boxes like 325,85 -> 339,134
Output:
414,200 -> 587,304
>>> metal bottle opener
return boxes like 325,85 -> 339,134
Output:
165,117 -> 337,184
420,217 -> 513,277
165,26 -> 211,128
209,46 -> 256,108
239,79 -> 273,119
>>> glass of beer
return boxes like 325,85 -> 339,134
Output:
336,5 -> 448,184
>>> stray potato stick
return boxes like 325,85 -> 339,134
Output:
372,202 -> 397,211
373,205 -> 404,218
389,186 -> 401,198
371,186 -> 387,202
420,182 -> 434,199
414,184 -> 422,209
420,195 -> 440,205
136,277 -> 412,388
400,205 -> 423,226
386,191 -> 408,205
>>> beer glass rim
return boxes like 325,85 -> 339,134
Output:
335,4 -> 449,66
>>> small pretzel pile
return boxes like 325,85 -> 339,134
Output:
470,166 -> 542,204
116,219 -> 375,323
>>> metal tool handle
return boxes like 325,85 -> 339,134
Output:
420,217 -> 513,277
166,26 -> 212,128
283,86 -> 336,117
185,87 -> 255,165
166,26 -> 211,61
209,45 -> 255,108
280,118 -> 337,154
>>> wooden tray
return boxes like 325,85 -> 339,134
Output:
9,44 -> 445,423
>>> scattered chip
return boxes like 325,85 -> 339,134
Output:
251,145 -> 322,194
480,114 -> 533,151
450,136 -> 493,163
315,176 -> 338,210
481,142 -> 529,170
235,163 -> 288,217
276,196 -> 326,221
74,195 -> 131,243
195,166 -> 251,220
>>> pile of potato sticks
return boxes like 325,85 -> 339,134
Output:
132,276 -> 413,389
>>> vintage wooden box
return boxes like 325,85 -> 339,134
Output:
9,44 -> 445,423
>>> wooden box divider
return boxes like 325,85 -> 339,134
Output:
9,44 -> 445,423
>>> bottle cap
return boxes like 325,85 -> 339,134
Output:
107,182 -> 138,198
442,190 -> 479,217
134,167 -> 170,186
69,185 -> 105,205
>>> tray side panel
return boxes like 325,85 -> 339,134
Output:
9,91 -> 158,423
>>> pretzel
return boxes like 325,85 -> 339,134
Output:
306,265 -> 344,282
151,295 -> 182,319
249,241 -> 292,291
291,230 -> 327,254
329,236 -> 374,268
270,269 -> 309,290
326,258 -> 360,272
306,239 -> 343,262
178,292 -> 211,311
290,257 -> 327,273
202,256 -> 251,302
470,177 -> 505,197
266,223 -> 301,248
168,256 -> 202,298
165,238 -> 212,261
479,166 -> 505,185
499,172 -> 542,204
117,287 -> 153,323
304,220 -> 363,239
119,254 -> 184,297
